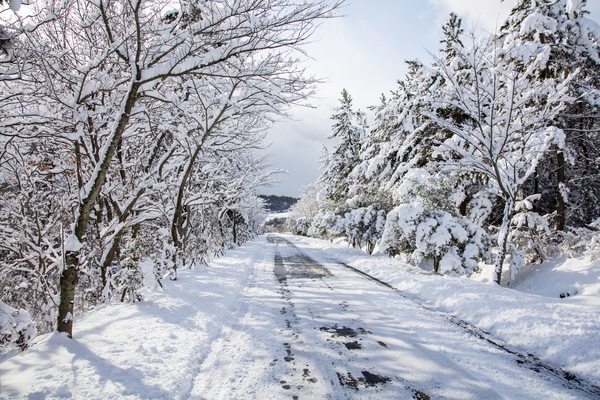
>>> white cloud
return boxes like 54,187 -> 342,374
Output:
428,0 -> 515,34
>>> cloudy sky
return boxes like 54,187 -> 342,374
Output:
259,0 -> 600,197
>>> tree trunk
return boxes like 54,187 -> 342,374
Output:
57,252 -> 79,338
494,198 -> 514,285
56,83 -> 139,337
232,211 -> 237,245
459,197 -> 468,217
556,150 -> 566,231
101,234 -> 121,290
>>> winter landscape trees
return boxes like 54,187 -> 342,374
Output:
2,0 -> 600,360
291,0 -> 600,284
0,0 -> 342,347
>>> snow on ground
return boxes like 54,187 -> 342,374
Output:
288,235 -> 600,385
264,212 -> 290,221
511,255 -> 600,306
1,233 -> 599,399
0,240 -> 268,399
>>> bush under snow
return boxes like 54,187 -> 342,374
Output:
380,202 -> 490,276
0,301 -> 37,355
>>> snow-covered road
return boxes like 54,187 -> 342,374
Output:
2,234 -> 599,399
188,235 -> 597,399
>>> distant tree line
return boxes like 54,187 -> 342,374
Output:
260,195 -> 299,212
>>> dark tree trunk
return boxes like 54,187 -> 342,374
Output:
459,198 -> 467,217
57,252 -> 79,338
57,83 -> 139,337
101,234 -> 121,289
556,150 -> 566,231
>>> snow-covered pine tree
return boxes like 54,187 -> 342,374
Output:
319,89 -> 367,204
428,22 -> 576,284
500,0 -> 600,231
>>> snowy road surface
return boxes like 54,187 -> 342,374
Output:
2,234 -> 599,399
188,235 -> 597,399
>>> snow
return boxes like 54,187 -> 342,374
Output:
63,234 -> 83,253
511,256 -> 600,306
566,0 -> 583,16
264,212 -> 290,221
1,235 -> 600,398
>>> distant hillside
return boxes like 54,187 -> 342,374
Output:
259,195 -> 298,212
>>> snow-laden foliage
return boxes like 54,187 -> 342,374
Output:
380,203 -> 489,275
0,301 -> 36,355
0,0 -> 342,338
111,237 -> 144,303
379,169 -> 490,275
295,1 -> 600,286
336,205 -> 387,255
288,182 -> 327,236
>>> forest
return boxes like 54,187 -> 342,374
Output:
289,2 -> 600,287
2,0 -> 600,362
0,0 -> 341,353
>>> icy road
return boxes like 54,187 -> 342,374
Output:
188,235 -> 600,400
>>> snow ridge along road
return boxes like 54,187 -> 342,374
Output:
190,234 -> 599,399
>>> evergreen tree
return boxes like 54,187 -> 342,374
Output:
319,89 -> 366,203
500,0 -> 600,230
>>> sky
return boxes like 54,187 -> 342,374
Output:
258,0 -> 600,197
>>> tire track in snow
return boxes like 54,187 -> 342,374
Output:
275,234 -> 600,399
269,234 -> 495,399
329,259 -> 600,399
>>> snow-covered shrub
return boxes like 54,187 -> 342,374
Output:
104,236 -> 145,303
336,205 -> 387,254
0,264 -> 58,336
0,302 -> 37,354
117,237 -> 144,302
307,210 -> 338,239
380,203 -> 490,275
556,227 -> 595,258
507,195 -> 556,279
288,182 -> 327,237
584,219 -> 600,260
289,217 -> 310,236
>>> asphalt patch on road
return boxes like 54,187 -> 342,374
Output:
269,234 -> 332,282
274,254 -> 331,282
319,325 -> 370,337
337,371 -> 391,390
